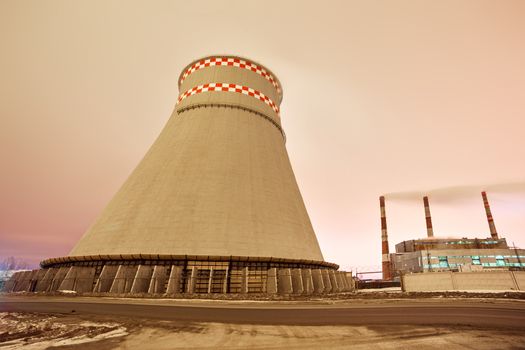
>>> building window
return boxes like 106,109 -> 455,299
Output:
471,256 -> 481,265
438,256 -> 449,268
496,255 -> 505,266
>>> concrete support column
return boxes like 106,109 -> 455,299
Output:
186,266 -> 197,294
50,267 -> 71,292
131,265 -> 154,294
27,270 -> 40,292
222,268 -> 229,294
36,268 -> 58,292
148,265 -> 168,294
335,271 -> 346,292
2,273 -> 16,292
321,269 -> 332,293
311,269 -> 324,294
166,266 -> 183,294
59,268 -> 77,291
12,270 -> 38,292
335,271 -> 345,291
13,271 -> 33,292
278,268 -> 293,294
94,265 -> 119,293
11,271 -> 26,292
301,269 -> 314,295
110,265 -> 138,294
266,268 -> 278,294
31,269 -> 47,292
291,268 -> 304,294
240,267 -> 249,294
341,271 -> 351,291
329,270 -> 340,292
77,267 -> 96,293
59,267 -> 96,293
4,271 -> 24,292
207,268 -> 214,294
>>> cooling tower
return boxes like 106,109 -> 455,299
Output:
41,55 -> 335,272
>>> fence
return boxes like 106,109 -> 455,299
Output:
402,270 -> 525,292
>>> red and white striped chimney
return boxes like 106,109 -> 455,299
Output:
423,196 -> 434,238
380,196 -> 392,280
482,191 -> 499,240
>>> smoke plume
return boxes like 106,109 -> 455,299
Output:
385,181 -> 525,203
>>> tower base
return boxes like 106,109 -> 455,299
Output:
3,255 -> 355,296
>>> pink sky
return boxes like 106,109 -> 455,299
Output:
1,1 -> 524,271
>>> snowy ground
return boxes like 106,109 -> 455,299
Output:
2,293 -> 525,349
1,311 -> 525,350
0,313 -> 127,349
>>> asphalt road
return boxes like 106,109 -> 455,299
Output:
1,297 -> 525,329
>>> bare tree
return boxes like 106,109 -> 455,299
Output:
0,256 -> 31,271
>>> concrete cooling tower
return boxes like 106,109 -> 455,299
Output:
5,56 -> 353,295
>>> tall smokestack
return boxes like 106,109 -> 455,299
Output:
380,196 -> 392,280
482,191 -> 499,240
423,196 -> 434,238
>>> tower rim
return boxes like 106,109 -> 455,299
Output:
40,254 -> 339,270
177,55 -> 284,103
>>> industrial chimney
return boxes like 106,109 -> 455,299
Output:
423,196 -> 434,238
482,191 -> 499,240
380,196 -> 392,280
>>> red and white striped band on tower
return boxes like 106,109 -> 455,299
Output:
176,83 -> 280,115
179,57 -> 282,95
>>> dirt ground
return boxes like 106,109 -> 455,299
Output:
1,311 -> 525,350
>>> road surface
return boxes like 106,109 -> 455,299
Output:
2,296 -> 524,329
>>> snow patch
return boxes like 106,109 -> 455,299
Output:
57,289 -> 77,294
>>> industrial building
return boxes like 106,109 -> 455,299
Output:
381,192 -> 525,281
4,56 -> 352,296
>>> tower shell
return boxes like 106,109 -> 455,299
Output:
42,56 -> 334,270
